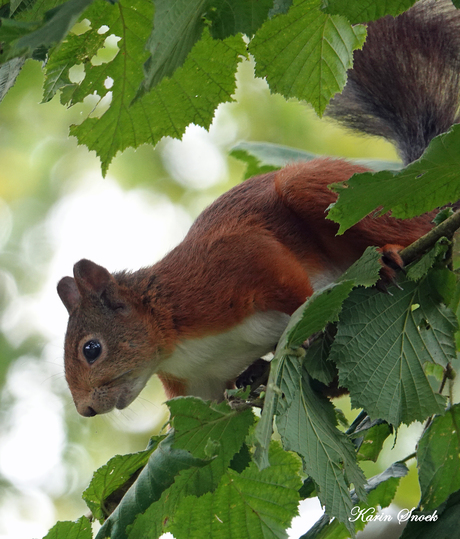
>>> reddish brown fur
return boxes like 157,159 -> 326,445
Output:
120,160 -> 432,341
58,159 -> 435,414
156,373 -> 187,399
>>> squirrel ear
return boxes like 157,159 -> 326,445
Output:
73,259 -> 112,296
57,276 -> 81,314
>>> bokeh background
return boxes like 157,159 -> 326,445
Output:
0,48 -> 433,539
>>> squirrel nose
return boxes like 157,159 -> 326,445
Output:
81,405 -> 97,417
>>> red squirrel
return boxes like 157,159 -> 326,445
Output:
58,0 -> 460,417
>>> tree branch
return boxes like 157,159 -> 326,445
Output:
400,209 -> 460,265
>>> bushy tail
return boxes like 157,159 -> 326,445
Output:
327,0 -> 460,165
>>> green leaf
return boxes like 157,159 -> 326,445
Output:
42,8 -> 108,103
95,431 -> 211,539
42,38 -> 81,103
445,272 -> 460,312
275,355 -> 366,535
299,477 -> 317,499
71,25 -> 246,174
322,0 -> 416,24
418,404 -> 460,511
283,281 -> 355,350
0,0 -> 95,61
254,281 -> 355,469
207,0 -> 274,39
303,462 -> 408,539
338,246 -> 382,288
0,57 -> 25,103
116,398 -> 254,539
420,270 -> 458,318
83,436 -> 162,522
49,0 -> 128,106
230,141 -> 316,179
9,0 -> 25,16
231,141 -> 317,166
169,397 -> 255,462
139,0 -> 271,95
255,249 -> 382,468
328,125 -> 460,233
13,0 -> 67,21
350,419 -> 392,462
330,275 -> 456,426
302,325 -> 337,385
169,443 -> 302,539
249,0 -> 366,115
283,246 -> 382,351
67,0 -> 152,174
352,158 -> 402,172
0,18 -> 39,51
270,0 -> 294,16
230,149 -> 279,180
137,28 -> 246,141
229,142 -> 400,178
364,462 -> 408,507
229,442 -> 252,473
43,516 -> 92,539
400,490 -> 460,539
140,0 -> 208,92
406,241 -> 450,282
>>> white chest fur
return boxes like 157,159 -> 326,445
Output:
158,310 -> 291,400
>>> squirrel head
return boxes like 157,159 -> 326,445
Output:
57,259 -> 162,417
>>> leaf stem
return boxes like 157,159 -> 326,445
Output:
399,452 -> 416,464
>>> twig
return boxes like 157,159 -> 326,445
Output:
439,363 -> 454,395
399,209 -> 460,265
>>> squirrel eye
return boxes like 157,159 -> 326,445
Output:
82,339 -> 102,364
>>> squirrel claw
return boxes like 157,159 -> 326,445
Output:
376,280 -> 393,295
376,244 -> 405,293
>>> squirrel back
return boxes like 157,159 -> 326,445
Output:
58,1 -> 460,415
327,0 -> 460,165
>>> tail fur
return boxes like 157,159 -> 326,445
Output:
327,0 -> 460,165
